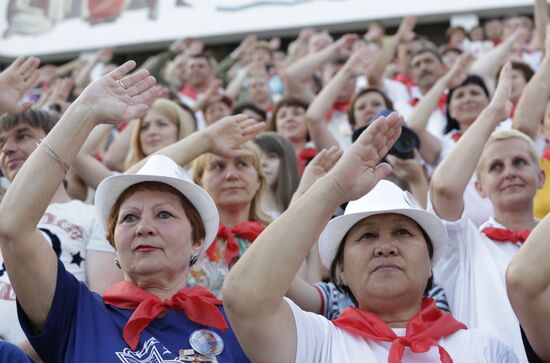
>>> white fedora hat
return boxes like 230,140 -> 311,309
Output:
318,180 -> 447,268
95,155 -> 219,258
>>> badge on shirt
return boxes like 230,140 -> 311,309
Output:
178,329 -> 224,362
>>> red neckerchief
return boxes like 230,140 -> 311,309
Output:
179,85 -> 198,100
208,221 -> 265,265
103,281 -> 227,350
333,298 -> 466,363
451,131 -> 462,142
409,93 -> 448,114
542,147 -> 550,161
325,101 -> 350,121
297,147 -> 317,175
394,74 -> 416,96
481,227 -> 530,244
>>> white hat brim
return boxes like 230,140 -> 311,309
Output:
95,173 -> 219,259
319,208 -> 447,269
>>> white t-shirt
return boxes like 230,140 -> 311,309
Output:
0,200 -> 114,343
429,210 -> 528,362
326,110 -> 353,150
286,298 -> 518,362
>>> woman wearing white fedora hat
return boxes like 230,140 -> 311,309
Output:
223,112 -> 518,362
0,62 -> 251,362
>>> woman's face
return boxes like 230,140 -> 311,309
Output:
139,110 -> 179,156
275,106 -> 307,143
448,84 -> 489,129
114,189 -> 200,282
248,76 -> 270,103
353,92 -> 388,129
476,138 -> 544,212
259,148 -> 281,189
339,213 -> 431,310
205,101 -> 231,126
200,154 -> 261,212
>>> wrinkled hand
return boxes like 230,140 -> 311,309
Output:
298,146 -> 343,195
0,56 -> 41,115
76,61 -> 157,125
205,114 -> 266,157
488,62 -> 513,121
326,112 -> 404,202
444,52 -> 474,88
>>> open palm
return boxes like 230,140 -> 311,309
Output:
327,113 -> 403,202
77,61 -> 157,125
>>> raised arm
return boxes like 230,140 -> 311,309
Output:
306,46 -> 374,151
0,56 -> 40,115
407,53 -> 473,165
430,63 -> 512,221
222,113 -> 403,363
366,16 -> 416,88
282,34 -> 357,100
513,25 -> 550,140
534,0 -> 549,53
506,209 -> 550,362
126,114 -> 265,173
470,29 -> 523,90
0,61 -> 156,329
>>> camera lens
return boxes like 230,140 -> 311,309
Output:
388,127 -> 420,159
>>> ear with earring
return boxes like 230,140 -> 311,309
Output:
190,255 -> 199,266
115,257 -> 121,269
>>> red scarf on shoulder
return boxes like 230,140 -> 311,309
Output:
103,281 -> 227,350
333,298 -> 466,363
207,221 -> 265,265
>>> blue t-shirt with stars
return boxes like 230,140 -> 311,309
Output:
17,260 -> 250,363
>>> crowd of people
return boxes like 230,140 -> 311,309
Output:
1,1 -> 550,362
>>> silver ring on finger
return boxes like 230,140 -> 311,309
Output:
116,79 -> 126,89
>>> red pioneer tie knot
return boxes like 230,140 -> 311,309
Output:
208,222 -> 265,265
481,227 -> 531,244
103,281 -> 227,350
333,298 -> 466,363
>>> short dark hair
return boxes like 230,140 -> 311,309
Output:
233,102 -> 267,122
497,61 -> 534,84
329,217 -> 434,306
347,88 -> 394,127
445,75 -> 490,134
411,47 -> 443,65
0,109 -> 59,135
268,97 -> 309,132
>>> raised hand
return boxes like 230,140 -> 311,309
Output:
343,45 -> 375,77
331,34 -> 359,58
488,62 -> 513,121
76,61 -> 157,125
0,56 -> 41,115
297,146 -> 343,196
444,52 -> 475,88
326,112 -> 404,202
396,15 -> 417,43
386,150 -> 425,183
204,114 -> 266,157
